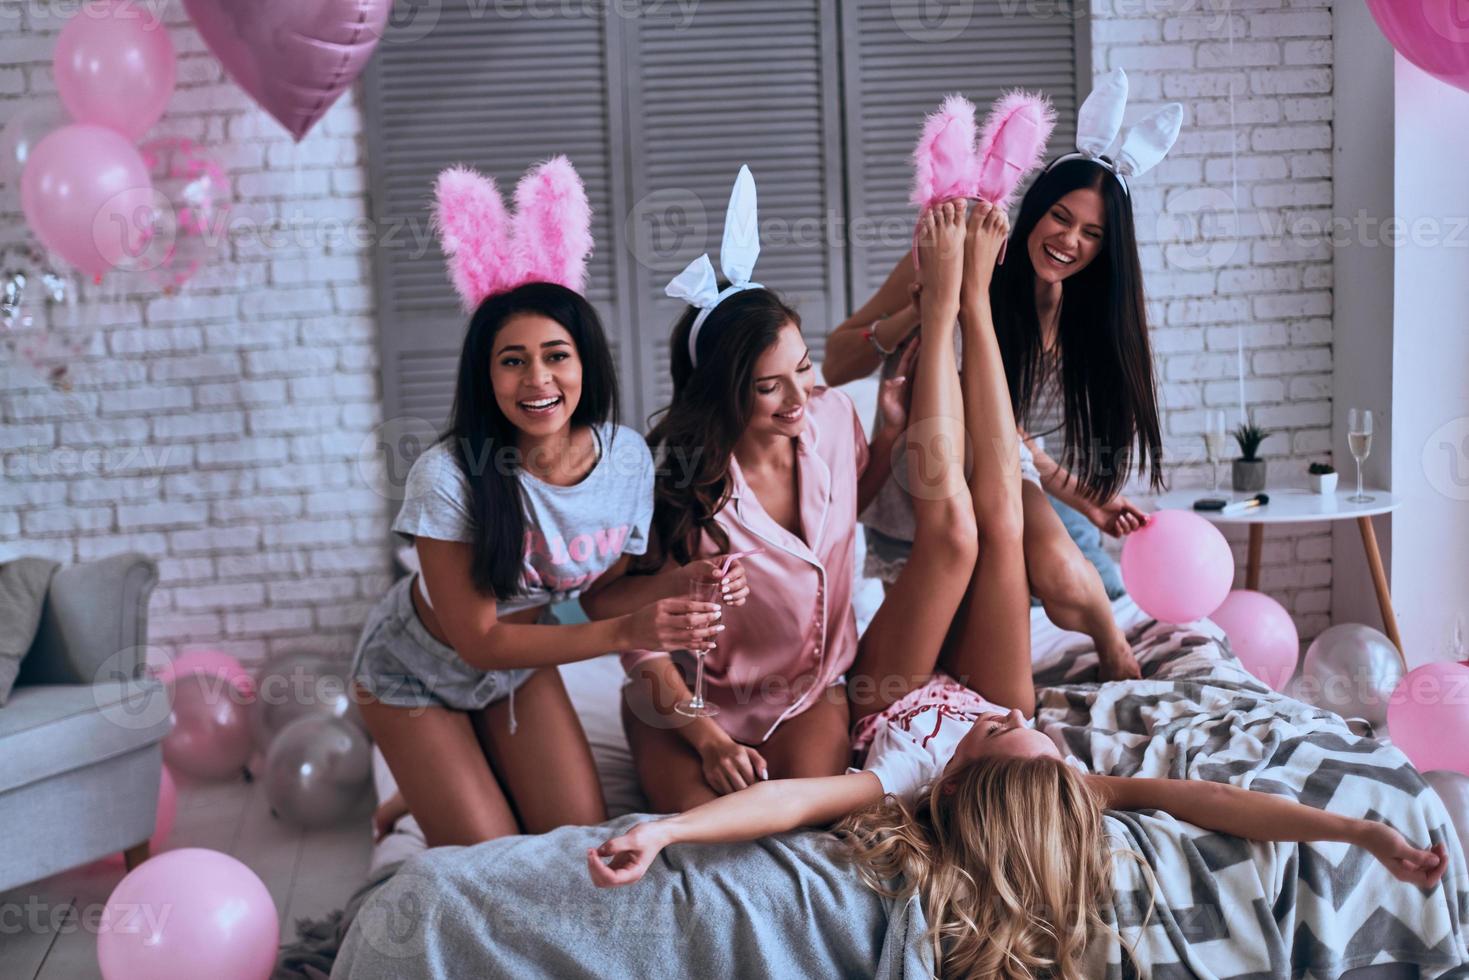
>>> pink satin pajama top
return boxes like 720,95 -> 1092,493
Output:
621,387 -> 869,744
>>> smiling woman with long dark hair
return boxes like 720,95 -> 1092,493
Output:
606,283 -> 907,813
351,159 -> 723,849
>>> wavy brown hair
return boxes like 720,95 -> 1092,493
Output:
640,287 -> 801,567
836,755 -> 1113,979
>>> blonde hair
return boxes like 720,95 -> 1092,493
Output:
836,755 -> 1111,979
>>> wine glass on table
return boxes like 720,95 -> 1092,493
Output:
674,567 -> 722,718
1203,409 -> 1228,494
1348,408 -> 1374,503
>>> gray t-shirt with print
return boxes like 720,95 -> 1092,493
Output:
393,422 -> 654,616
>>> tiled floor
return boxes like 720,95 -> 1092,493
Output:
0,772 -> 372,980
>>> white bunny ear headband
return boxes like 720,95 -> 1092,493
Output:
433,155 -> 594,312
665,165 -> 762,368
1044,68 -> 1183,193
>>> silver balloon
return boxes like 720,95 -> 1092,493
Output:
249,651 -> 365,751
264,715 -> 372,829
1298,624 -> 1405,732
1422,770 -> 1469,861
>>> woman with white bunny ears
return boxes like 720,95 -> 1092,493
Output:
827,70 -> 1182,681
353,157 -> 730,848
601,166 -> 914,813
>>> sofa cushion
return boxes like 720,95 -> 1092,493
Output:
0,557 -> 58,704
0,678 -> 171,795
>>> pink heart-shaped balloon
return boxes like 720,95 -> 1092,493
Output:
181,0 -> 391,141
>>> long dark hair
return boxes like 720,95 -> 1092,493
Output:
990,156 -> 1164,500
642,287 -> 801,566
441,281 -> 618,598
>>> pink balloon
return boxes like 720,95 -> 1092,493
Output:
153,649 -> 255,699
162,672 -> 253,781
1208,589 -> 1299,691
1366,0 -> 1469,96
20,124 -> 155,280
1120,509 -> 1235,624
54,0 -> 176,141
1387,661 -> 1469,775
181,0 -> 390,141
97,848 -> 278,980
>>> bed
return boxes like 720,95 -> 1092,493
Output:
328,595 -> 1468,979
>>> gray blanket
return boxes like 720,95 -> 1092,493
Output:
331,622 -> 1469,980
331,819 -> 924,979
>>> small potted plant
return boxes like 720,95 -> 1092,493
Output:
1307,461 -> 1337,495
1231,422 -> 1270,492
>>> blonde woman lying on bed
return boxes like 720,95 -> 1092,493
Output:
586,201 -> 1448,978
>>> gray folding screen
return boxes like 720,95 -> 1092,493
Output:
363,0 -> 1088,435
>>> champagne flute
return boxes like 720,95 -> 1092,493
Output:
1203,409 -> 1228,494
1347,408 -> 1374,503
675,568 -> 722,718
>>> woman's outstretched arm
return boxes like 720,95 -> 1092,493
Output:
822,252 -> 919,386
587,773 -> 884,887
1091,775 -> 1449,888
417,538 -> 722,670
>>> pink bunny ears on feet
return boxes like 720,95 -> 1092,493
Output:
910,90 -> 1057,215
432,155 -> 594,312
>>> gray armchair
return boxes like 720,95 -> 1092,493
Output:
0,553 -> 172,891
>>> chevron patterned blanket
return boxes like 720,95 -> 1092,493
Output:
1030,618 -> 1469,979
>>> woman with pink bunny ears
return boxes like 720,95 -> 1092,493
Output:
826,71 -> 1182,681
352,157 -> 727,848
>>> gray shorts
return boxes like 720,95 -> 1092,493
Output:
350,574 -> 533,720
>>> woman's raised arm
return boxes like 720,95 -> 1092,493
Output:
822,252 -> 919,386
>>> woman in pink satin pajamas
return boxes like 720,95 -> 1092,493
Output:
611,287 -> 908,813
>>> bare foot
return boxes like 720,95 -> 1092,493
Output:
373,791 -> 410,841
962,199 -> 1009,301
916,200 -> 968,313
1098,643 -> 1142,682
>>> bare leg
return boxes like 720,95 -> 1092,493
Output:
357,686 -> 519,847
1022,483 -> 1140,680
941,201 -> 1034,715
621,696 -> 718,814
473,666 -> 606,833
756,685 -> 852,778
850,201 -> 978,721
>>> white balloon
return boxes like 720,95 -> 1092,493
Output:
1422,770 -> 1469,860
1298,624 -> 1404,732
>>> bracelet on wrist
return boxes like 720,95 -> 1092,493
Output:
865,319 -> 896,357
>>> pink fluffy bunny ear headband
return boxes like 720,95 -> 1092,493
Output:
432,155 -> 594,313
910,89 -> 1056,266
1042,68 -> 1184,194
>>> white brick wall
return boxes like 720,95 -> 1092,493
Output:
1093,0 -> 1335,641
0,0 -> 1341,662
0,1 -> 390,666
